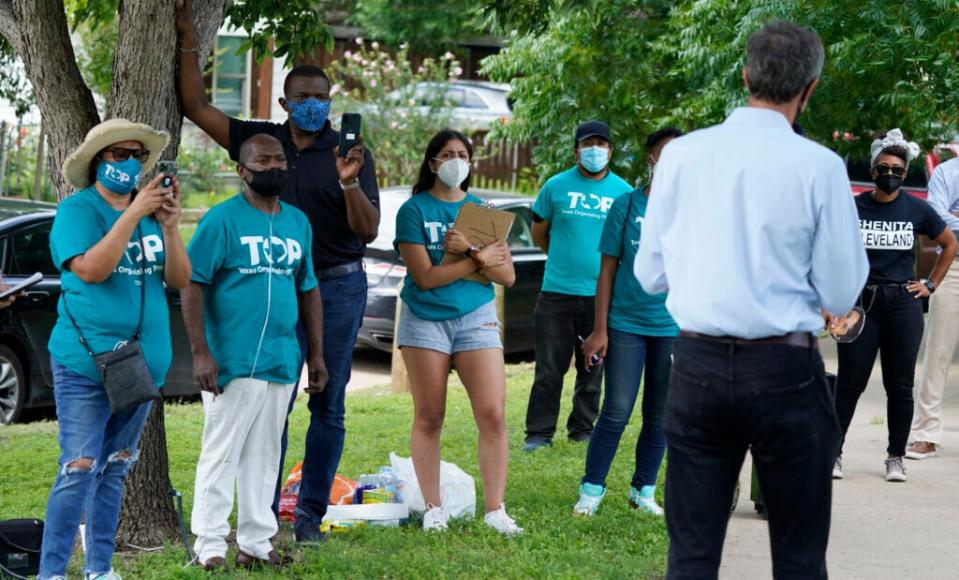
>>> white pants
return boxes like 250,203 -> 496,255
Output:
911,257 -> 959,445
191,378 -> 295,562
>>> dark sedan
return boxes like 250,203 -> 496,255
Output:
0,198 -> 196,424
358,187 -> 545,354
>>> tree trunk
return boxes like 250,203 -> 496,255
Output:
31,122 -> 44,201
0,0 -> 100,200
110,0 -> 230,549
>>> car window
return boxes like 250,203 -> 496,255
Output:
505,206 -> 535,249
7,222 -> 59,277
445,88 -> 466,107
462,90 -> 489,110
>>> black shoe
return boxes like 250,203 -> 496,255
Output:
294,519 -> 328,545
568,432 -> 592,443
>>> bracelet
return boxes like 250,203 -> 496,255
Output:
179,45 -> 199,53
339,179 -> 360,191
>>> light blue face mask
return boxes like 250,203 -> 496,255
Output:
96,158 -> 142,195
579,145 -> 609,173
287,98 -> 331,132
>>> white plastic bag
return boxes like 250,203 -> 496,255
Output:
390,452 -> 476,519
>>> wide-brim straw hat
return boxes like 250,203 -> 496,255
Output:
62,118 -> 170,189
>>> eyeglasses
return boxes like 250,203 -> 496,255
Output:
874,164 -> 907,178
103,147 -> 150,162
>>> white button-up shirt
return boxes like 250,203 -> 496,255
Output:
635,107 -> 868,339
925,157 -> 959,234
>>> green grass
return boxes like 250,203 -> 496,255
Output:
0,363 -> 668,578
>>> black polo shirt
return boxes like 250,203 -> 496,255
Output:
228,118 -> 380,270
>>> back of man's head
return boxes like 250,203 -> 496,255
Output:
745,21 -> 824,104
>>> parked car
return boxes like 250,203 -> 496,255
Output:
846,142 -> 959,278
358,187 -> 544,354
381,81 -> 513,133
0,198 -> 196,424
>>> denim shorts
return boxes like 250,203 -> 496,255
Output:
397,300 -> 502,355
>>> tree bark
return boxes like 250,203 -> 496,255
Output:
111,0 -> 230,549
0,0 -> 100,200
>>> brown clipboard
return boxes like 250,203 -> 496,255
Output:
440,202 -> 515,283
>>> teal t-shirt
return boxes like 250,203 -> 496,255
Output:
188,194 -> 318,387
393,192 -> 494,321
48,186 -> 172,386
533,166 -> 632,296
599,188 -> 678,337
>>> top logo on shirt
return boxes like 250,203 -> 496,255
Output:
238,235 -> 302,275
563,192 -> 616,219
118,234 -> 164,276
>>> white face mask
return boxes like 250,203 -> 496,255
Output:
436,158 -> 470,188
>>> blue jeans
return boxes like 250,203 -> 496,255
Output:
271,270 -> 367,529
582,329 -> 675,489
38,359 -> 152,579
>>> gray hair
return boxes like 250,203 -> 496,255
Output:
745,21 -> 824,104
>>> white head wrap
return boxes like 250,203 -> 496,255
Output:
870,128 -> 921,166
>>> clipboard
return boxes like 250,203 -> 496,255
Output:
440,202 -> 515,283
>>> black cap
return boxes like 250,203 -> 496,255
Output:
575,120 -> 611,144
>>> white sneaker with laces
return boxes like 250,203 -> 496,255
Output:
885,456 -> 907,482
629,487 -> 665,516
422,504 -> 448,532
484,504 -> 524,536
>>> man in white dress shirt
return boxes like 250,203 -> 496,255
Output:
909,157 -> 959,459
636,21 -> 868,579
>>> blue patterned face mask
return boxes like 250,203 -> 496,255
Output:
287,98 -> 330,132
96,158 -> 141,195
579,145 -> 609,173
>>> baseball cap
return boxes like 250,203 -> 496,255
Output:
574,120 -> 611,144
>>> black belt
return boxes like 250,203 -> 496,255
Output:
679,331 -> 817,349
316,260 -> 363,281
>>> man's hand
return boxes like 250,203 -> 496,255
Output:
335,140 -> 365,185
175,0 -> 195,38
192,350 -> 221,395
304,353 -> 329,394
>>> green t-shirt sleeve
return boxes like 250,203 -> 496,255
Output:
187,212 -> 226,284
49,196 -> 102,271
297,219 -> 319,293
393,200 -> 425,249
532,181 -> 554,221
598,192 -> 629,259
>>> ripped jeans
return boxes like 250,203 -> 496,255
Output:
38,358 -> 152,579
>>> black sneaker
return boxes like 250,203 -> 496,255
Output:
294,518 -> 328,545
568,432 -> 592,444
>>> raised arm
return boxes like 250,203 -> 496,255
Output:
175,0 -> 230,149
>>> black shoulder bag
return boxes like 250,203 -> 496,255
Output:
62,226 -> 160,414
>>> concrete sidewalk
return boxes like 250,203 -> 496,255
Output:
720,341 -> 959,579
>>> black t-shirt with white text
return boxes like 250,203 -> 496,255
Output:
855,190 -> 946,284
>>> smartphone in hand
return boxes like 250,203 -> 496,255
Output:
339,113 -> 362,157
577,334 -> 603,371
157,160 -> 177,190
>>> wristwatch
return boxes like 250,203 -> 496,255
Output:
923,279 -> 936,294
464,245 -> 480,259
339,178 -> 360,191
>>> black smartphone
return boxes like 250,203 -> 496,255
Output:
157,160 -> 177,189
339,113 -> 362,157
577,334 -> 603,371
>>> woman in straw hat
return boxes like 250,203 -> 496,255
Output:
38,119 -> 191,580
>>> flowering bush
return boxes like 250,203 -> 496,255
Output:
327,39 -> 464,189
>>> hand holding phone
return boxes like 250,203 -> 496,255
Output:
578,334 -> 603,371
339,113 -> 362,157
157,160 -> 177,190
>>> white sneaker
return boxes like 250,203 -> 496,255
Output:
885,456 -> 907,482
832,457 -> 844,479
422,504 -> 448,532
88,572 -> 123,580
572,483 -> 606,516
629,487 -> 664,516
484,504 -> 524,536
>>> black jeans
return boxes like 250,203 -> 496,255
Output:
835,285 -> 924,457
525,292 -> 603,442
665,337 -> 839,580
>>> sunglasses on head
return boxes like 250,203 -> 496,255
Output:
103,147 -> 150,162
873,164 -> 907,178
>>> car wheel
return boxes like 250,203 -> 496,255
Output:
0,344 -> 27,425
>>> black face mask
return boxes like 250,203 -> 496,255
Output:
243,166 -> 287,197
874,174 -> 904,194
